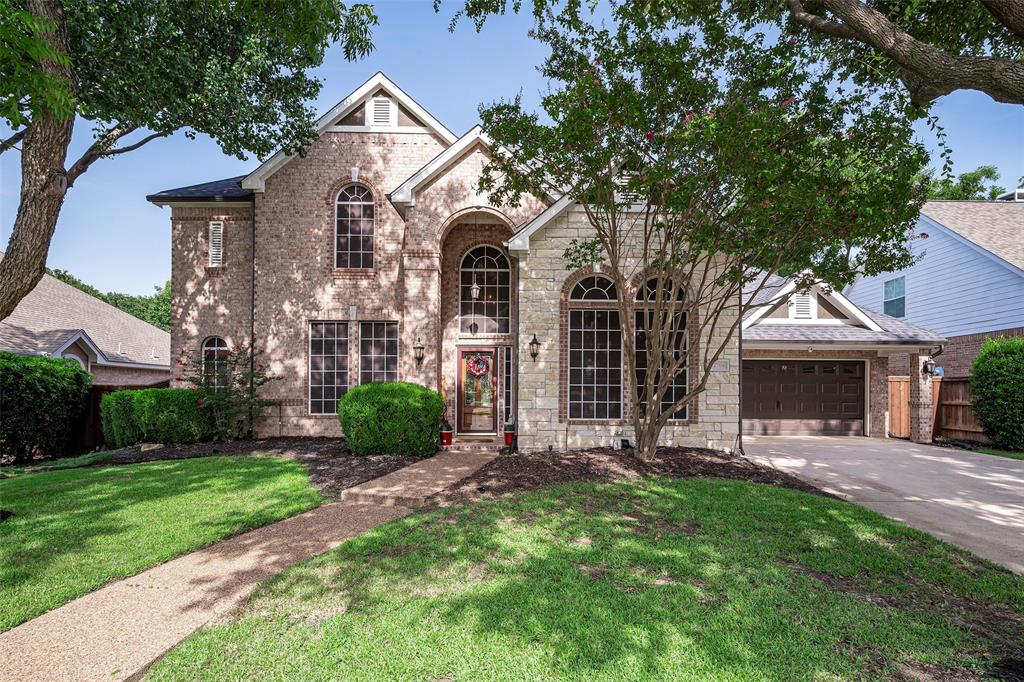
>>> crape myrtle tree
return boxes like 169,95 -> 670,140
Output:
0,0 -> 377,321
476,3 -> 928,458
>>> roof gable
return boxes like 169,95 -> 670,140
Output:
242,72 -> 458,192
390,126 -> 488,206
743,280 -> 883,332
921,201 -> 1024,273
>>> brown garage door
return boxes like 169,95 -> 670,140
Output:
742,360 -> 865,436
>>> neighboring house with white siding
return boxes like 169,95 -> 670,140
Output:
846,199 -> 1024,377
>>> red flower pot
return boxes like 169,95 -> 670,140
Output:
440,430 -> 453,446
504,431 -> 514,447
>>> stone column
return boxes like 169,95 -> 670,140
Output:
908,352 -> 934,444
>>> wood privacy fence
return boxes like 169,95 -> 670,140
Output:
886,376 -> 988,442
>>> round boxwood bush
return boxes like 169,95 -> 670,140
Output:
101,387 -> 214,447
0,351 -> 92,462
337,382 -> 444,457
970,337 -> 1024,450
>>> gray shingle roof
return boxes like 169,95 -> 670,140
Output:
922,200 -> 1024,271
0,253 -> 170,367
146,175 -> 252,203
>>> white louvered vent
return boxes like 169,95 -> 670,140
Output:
208,221 -> 224,267
370,96 -> 393,126
791,293 -> 813,319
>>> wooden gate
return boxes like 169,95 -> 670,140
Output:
886,376 -> 987,442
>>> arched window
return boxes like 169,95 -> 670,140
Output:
460,245 -> 510,334
567,274 -> 622,420
634,277 -> 689,420
335,184 -> 374,269
571,276 -> 618,301
202,337 -> 230,389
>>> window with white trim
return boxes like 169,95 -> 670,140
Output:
208,221 -> 224,267
883,276 -> 905,318
568,276 -> 622,420
202,337 -> 229,389
634,278 -> 689,420
335,184 -> 374,269
460,245 -> 510,334
309,322 -> 349,415
359,322 -> 398,383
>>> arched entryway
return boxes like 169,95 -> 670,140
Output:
439,211 -> 516,435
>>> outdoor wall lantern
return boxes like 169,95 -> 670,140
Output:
470,278 -> 481,301
529,334 -> 541,361
921,356 -> 936,376
413,338 -> 425,365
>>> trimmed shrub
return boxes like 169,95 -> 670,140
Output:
337,382 -> 444,457
101,388 -> 214,447
970,337 -> 1024,450
0,351 -> 92,462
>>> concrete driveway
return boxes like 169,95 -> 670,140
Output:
744,436 -> 1024,574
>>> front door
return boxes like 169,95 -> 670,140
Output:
458,348 -> 497,433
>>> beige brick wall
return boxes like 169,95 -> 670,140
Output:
513,207 -> 741,452
91,364 -> 170,387
741,348 -> 890,438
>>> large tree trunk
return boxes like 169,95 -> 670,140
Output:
0,0 -> 74,321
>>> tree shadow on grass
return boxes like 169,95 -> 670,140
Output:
204,478 -> 1024,681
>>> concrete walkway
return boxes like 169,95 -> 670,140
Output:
0,449 -> 497,682
744,436 -> 1024,574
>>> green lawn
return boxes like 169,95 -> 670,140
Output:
0,456 -> 322,632
972,446 -> 1024,461
148,478 -> 1023,681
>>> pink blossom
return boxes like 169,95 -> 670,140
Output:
781,96 -> 796,109
644,131 -> 654,141
684,112 -> 695,124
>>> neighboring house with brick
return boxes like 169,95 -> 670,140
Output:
0,252 -> 170,386
846,199 -> 1024,378
148,72 -> 945,449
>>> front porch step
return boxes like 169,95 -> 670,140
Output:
339,449 -> 498,507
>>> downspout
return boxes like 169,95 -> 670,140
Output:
736,283 -> 744,456
248,198 -> 256,436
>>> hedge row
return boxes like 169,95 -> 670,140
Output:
101,388 -> 215,448
337,381 -> 443,457
971,337 -> 1024,451
0,352 -> 92,462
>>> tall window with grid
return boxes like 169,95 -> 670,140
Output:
201,337 -> 229,390
567,276 -> 622,420
309,322 -> 349,415
335,184 -> 374,269
634,278 -> 689,420
359,322 -> 398,383
460,245 -> 510,334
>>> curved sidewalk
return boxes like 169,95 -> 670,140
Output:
0,450 -> 495,682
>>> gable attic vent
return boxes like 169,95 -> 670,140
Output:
208,221 -> 224,267
791,293 -> 813,319
370,96 -> 394,126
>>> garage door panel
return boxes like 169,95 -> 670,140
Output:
743,360 -> 865,436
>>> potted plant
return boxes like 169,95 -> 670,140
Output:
440,419 -> 453,447
503,420 -> 515,447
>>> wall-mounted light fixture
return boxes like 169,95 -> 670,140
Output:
529,334 -> 541,361
470,278 -> 481,301
921,356 -> 936,376
413,338 -> 425,365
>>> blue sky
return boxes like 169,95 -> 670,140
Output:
2,1 -> 1022,295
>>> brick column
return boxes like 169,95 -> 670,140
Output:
868,354 -> 889,438
400,250 -> 441,391
908,352 -> 934,444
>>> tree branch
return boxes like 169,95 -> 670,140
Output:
980,0 -> 1024,39
65,127 -> 172,187
1,128 -> 28,154
785,0 -> 859,39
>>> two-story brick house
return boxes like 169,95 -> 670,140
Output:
149,73 -> 944,449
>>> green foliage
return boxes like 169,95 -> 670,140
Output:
101,388 -> 214,447
337,382 -> 443,457
47,268 -> 171,331
99,390 -> 140,448
970,337 -> 1024,450
926,165 -> 1006,200
0,0 -> 75,128
178,344 -> 275,440
0,351 -> 91,462
3,0 -> 379,157
0,456 -> 321,632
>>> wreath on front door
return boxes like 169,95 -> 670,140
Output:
466,354 -> 490,378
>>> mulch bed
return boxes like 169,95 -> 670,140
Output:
105,437 -> 416,499
436,446 -> 831,502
